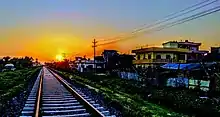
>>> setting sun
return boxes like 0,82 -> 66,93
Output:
56,54 -> 64,61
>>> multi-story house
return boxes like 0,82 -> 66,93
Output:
163,40 -> 208,61
132,40 -> 208,68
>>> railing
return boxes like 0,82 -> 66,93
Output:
152,59 -> 171,63
133,59 -> 186,64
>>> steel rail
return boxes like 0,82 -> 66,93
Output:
48,68 -> 106,117
34,69 -> 43,117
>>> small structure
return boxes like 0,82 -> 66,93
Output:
161,62 -> 217,91
4,63 -> 16,71
75,56 -> 105,73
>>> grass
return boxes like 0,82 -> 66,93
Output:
56,71 -> 186,117
0,67 -> 41,103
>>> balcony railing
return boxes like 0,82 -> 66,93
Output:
152,59 -> 170,63
133,59 -> 186,64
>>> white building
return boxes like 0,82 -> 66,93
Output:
4,64 -> 16,71
75,58 -> 105,72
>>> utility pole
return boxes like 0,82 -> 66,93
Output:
92,39 -> 97,74
62,53 -> 66,59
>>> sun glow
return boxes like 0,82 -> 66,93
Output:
56,54 -> 64,61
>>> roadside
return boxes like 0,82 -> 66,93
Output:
0,67 -> 41,116
54,70 -> 186,117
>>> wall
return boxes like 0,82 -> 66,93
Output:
163,42 -> 178,48
117,72 -> 140,81
153,53 -> 175,59
136,52 -> 175,60
134,52 -> 187,65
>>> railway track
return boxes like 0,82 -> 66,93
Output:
20,67 -> 116,117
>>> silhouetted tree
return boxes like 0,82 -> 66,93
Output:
3,56 -> 10,63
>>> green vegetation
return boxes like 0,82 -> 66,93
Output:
56,71 -> 186,117
0,56 -> 38,70
0,67 -> 41,103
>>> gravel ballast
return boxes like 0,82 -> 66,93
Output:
52,69 -> 123,117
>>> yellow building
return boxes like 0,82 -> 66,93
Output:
132,47 -> 190,67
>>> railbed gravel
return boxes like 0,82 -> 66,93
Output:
0,69 -> 122,117
55,70 -> 123,117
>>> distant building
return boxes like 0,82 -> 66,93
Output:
211,47 -> 220,54
3,63 -> 16,71
102,50 -> 118,62
100,50 -> 135,70
206,47 -> 220,61
94,56 -> 105,72
162,40 -> 201,51
118,54 -> 135,68
102,50 -> 119,70
132,47 -> 189,67
74,56 -> 105,72
132,40 -> 208,67
163,40 -> 208,61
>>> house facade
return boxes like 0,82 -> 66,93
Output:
162,40 -> 208,62
74,56 -> 105,72
132,40 -> 208,68
132,47 -> 189,68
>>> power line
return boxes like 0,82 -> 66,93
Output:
152,6 -> 220,32
98,6 -> 220,46
97,0 -> 214,42
131,0 -> 218,33
97,5 -> 220,46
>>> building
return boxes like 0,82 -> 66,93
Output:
118,54 -> 135,68
132,40 -> 208,67
132,47 -> 189,68
204,47 -> 220,62
163,40 -> 208,61
211,47 -> 220,54
102,50 -> 119,70
3,63 -> 16,71
162,40 -> 201,51
94,56 -> 105,71
74,56 -> 105,72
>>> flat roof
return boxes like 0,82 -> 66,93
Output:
162,41 -> 201,46
132,47 -> 190,53
178,42 -> 201,46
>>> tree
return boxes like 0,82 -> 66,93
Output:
3,56 -> 10,63
9,57 -> 20,68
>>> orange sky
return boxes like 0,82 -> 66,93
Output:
0,19 -> 123,62
0,1 -> 220,62
0,18 -> 219,63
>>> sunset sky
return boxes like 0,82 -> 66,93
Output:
0,0 -> 220,62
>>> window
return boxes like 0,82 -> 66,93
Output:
143,54 -> 146,59
137,55 -> 140,60
148,54 -> 151,59
156,55 -> 161,59
179,54 -> 185,60
166,55 -> 171,59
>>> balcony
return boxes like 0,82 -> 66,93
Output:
152,59 -> 171,63
133,59 -> 186,64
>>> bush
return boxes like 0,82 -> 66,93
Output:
0,67 -> 41,102
55,69 -> 220,116
53,69 -> 184,117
